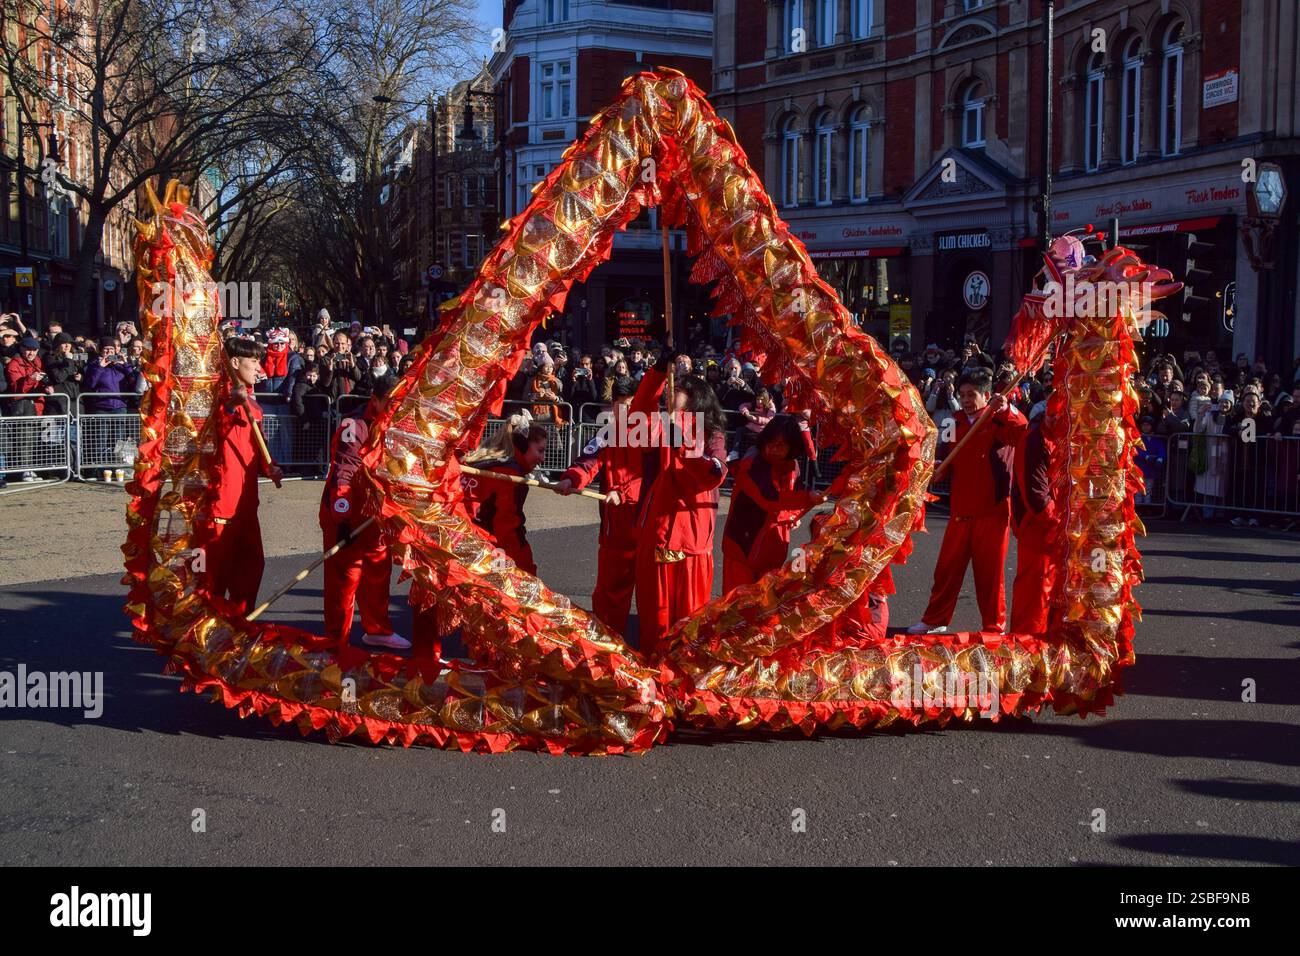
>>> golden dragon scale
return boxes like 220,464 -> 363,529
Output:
124,71 -> 1169,753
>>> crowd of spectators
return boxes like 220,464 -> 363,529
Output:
5,303 -> 1300,525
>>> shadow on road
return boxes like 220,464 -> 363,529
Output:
1124,652 -> 1300,706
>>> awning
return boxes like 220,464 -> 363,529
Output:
807,246 -> 908,260
1017,215 -> 1226,248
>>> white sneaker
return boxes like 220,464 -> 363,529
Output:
362,632 -> 412,650
906,621 -> 948,635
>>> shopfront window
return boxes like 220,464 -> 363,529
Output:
816,254 -> 911,346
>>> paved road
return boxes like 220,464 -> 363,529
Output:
1,486 -> 1297,866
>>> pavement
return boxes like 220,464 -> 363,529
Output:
1,480 -> 1297,866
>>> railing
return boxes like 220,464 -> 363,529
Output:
1163,430 -> 1300,520
0,393 -> 72,492
253,391 -> 333,475
479,400 -> 574,475
75,392 -> 142,475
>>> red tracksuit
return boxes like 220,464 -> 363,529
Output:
721,451 -> 819,593
463,449 -> 536,574
559,376 -> 661,635
633,369 -> 728,657
921,402 -> 1028,632
205,391 -> 271,616
1009,417 -> 1056,635
319,414 -> 395,644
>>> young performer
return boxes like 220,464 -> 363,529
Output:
462,413 -> 549,574
319,377 -> 409,650
633,352 -> 729,657
554,374 -> 658,635
1009,406 -> 1057,634
721,414 -> 825,594
908,368 -> 1027,635
205,338 -> 283,616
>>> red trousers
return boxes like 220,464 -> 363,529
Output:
205,513 -> 264,617
411,604 -> 444,665
592,544 -> 637,636
921,508 -> 1010,632
1010,519 -> 1055,635
635,547 -> 713,658
321,519 -> 394,644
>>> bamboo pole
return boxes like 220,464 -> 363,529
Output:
460,463 -> 608,501
246,516 -> 377,622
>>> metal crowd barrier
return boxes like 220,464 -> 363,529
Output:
1164,430 -> 1300,520
75,392 -> 142,474
478,400 -> 574,475
0,393 -> 72,492
254,391 -> 332,475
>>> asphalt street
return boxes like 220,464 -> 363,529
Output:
1,487 -> 1297,867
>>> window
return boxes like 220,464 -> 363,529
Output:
784,0 -> 804,54
462,176 -> 470,207
540,61 -> 572,121
1160,20 -> 1184,156
812,110 -> 834,205
849,106 -> 870,202
444,175 -> 454,208
1084,51 -> 1104,171
961,83 -> 985,148
781,116 -> 800,207
817,0 -> 836,47
466,233 -> 482,265
543,0 -> 569,23
963,0 -> 985,10
850,0 -> 872,40
1120,37 -> 1142,165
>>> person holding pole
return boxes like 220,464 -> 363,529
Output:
461,412 -> 549,575
554,373 -> 657,636
907,367 -> 1026,635
203,337 -> 283,617
1008,405 -> 1057,635
319,377 -> 408,650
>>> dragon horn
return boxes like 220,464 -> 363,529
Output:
144,180 -> 165,219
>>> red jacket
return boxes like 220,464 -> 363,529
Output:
5,354 -> 47,414
211,391 -> 270,521
320,414 -> 372,526
723,451 -> 818,570
635,369 -> 728,556
560,369 -> 662,550
941,403 -> 1028,518
463,449 -> 531,560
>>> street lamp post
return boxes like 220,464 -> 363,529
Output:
1038,0 -> 1055,253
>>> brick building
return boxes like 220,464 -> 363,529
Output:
711,0 -> 1300,370
490,0 -> 715,354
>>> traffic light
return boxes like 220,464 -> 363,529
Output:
1179,233 -> 1215,322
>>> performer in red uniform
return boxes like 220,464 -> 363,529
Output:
1009,407 -> 1057,634
205,338 -> 282,616
908,368 -> 1027,634
319,378 -> 408,649
554,373 -> 659,635
462,414 -> 548,574
633,356 -> 729,657
721,414 -> 824,593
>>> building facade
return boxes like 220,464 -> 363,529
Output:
489,0 -> 714,354
711,0 -> 1300,370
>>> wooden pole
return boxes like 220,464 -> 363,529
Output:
460,463 -> 608,501
661,218 -> 675,401
246,516 -> 377,622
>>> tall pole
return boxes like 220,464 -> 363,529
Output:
427,93 -> 439,333
1038,0 -> 1055,253
661,218 -> 674,400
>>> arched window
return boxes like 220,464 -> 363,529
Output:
812,109 -> 835,205
781,115 -> 801,207
848,106 -> 871,202
817,0 -> 836,47
784,0 -> 804,54
1160,20 -> 1184,156
961,83 -> 986,148
1120,36 -> 1142,164
1084,50 -> 1105,171
850,0 -> 872,39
